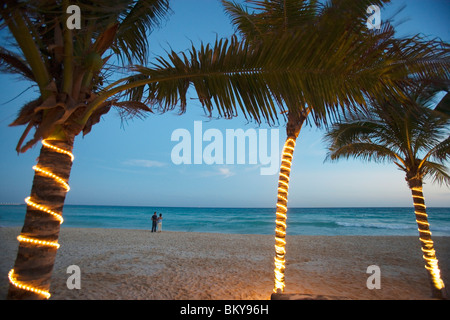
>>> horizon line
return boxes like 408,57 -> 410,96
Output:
2,203 -> 449,209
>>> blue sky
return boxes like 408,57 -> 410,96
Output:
0,0 -> 449,207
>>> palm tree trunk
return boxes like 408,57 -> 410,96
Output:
7,139 -> 74,299
273,111 -> 307,293
409,178 -> 446,299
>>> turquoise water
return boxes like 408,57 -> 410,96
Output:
1,205 -> 449,236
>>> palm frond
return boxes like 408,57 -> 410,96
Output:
435,91 -> 450,117
222,0 -> 265,40
0,1 -> 51,95
325,83 -> 450,188
82,18 -> 450,130
422,160 -> 450,187
413,108 -> 450,157
244,0 -> 320,34
9,97 -> 42,127
325,119 -> 375,143
113,0 -> 171,65
113,100 -> 153,122
426,136 -> 450,164
0,46 -> 35,81
326,142 -> 399,164
148,27 -> 444,123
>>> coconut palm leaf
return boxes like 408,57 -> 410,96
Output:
221,0 -> 449,126
435,91 -> 450,117
422,160 -> 450,186
423,136 -> 450,164
326,92 -> 450,171
0,46 -> 35,81
223,0 -> 320,39
326,140 -> 401,163
0,1 -> 51,94
139,30 -> 449,126
325,119 -> 398,153
113,0 -> 171,65
113,100 -> 153,121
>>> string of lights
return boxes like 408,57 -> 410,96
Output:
8,269 -> 51,299
411,186 -> 445,291
274,137 -> 296,293
8,139 -> 74,299
24,197 -> 64,224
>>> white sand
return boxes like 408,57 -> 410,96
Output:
1,227 -> 449,300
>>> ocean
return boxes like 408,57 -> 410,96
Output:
1,205 -> 449,236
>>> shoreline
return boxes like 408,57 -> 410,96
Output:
2,206 -> 449,237
1,227 -> 449,300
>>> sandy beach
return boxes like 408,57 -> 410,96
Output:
1,227 -> 449,300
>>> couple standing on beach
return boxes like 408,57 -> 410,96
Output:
151,212 -> 163,233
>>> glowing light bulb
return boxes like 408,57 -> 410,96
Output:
274,137 -> 296,293
9,139 -> 74,299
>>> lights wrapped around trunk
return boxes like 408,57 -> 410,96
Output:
8,139 -> 74,299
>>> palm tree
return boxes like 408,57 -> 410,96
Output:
221,1 -> 319,291
221,0 -> 450,293
1,0 -> 172,299
2,0 -> 448,299
324,85 -> 449,299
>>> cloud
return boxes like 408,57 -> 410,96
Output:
195,166 -> 236,178
124,159 -> 166,168
218,167 -> 234,178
